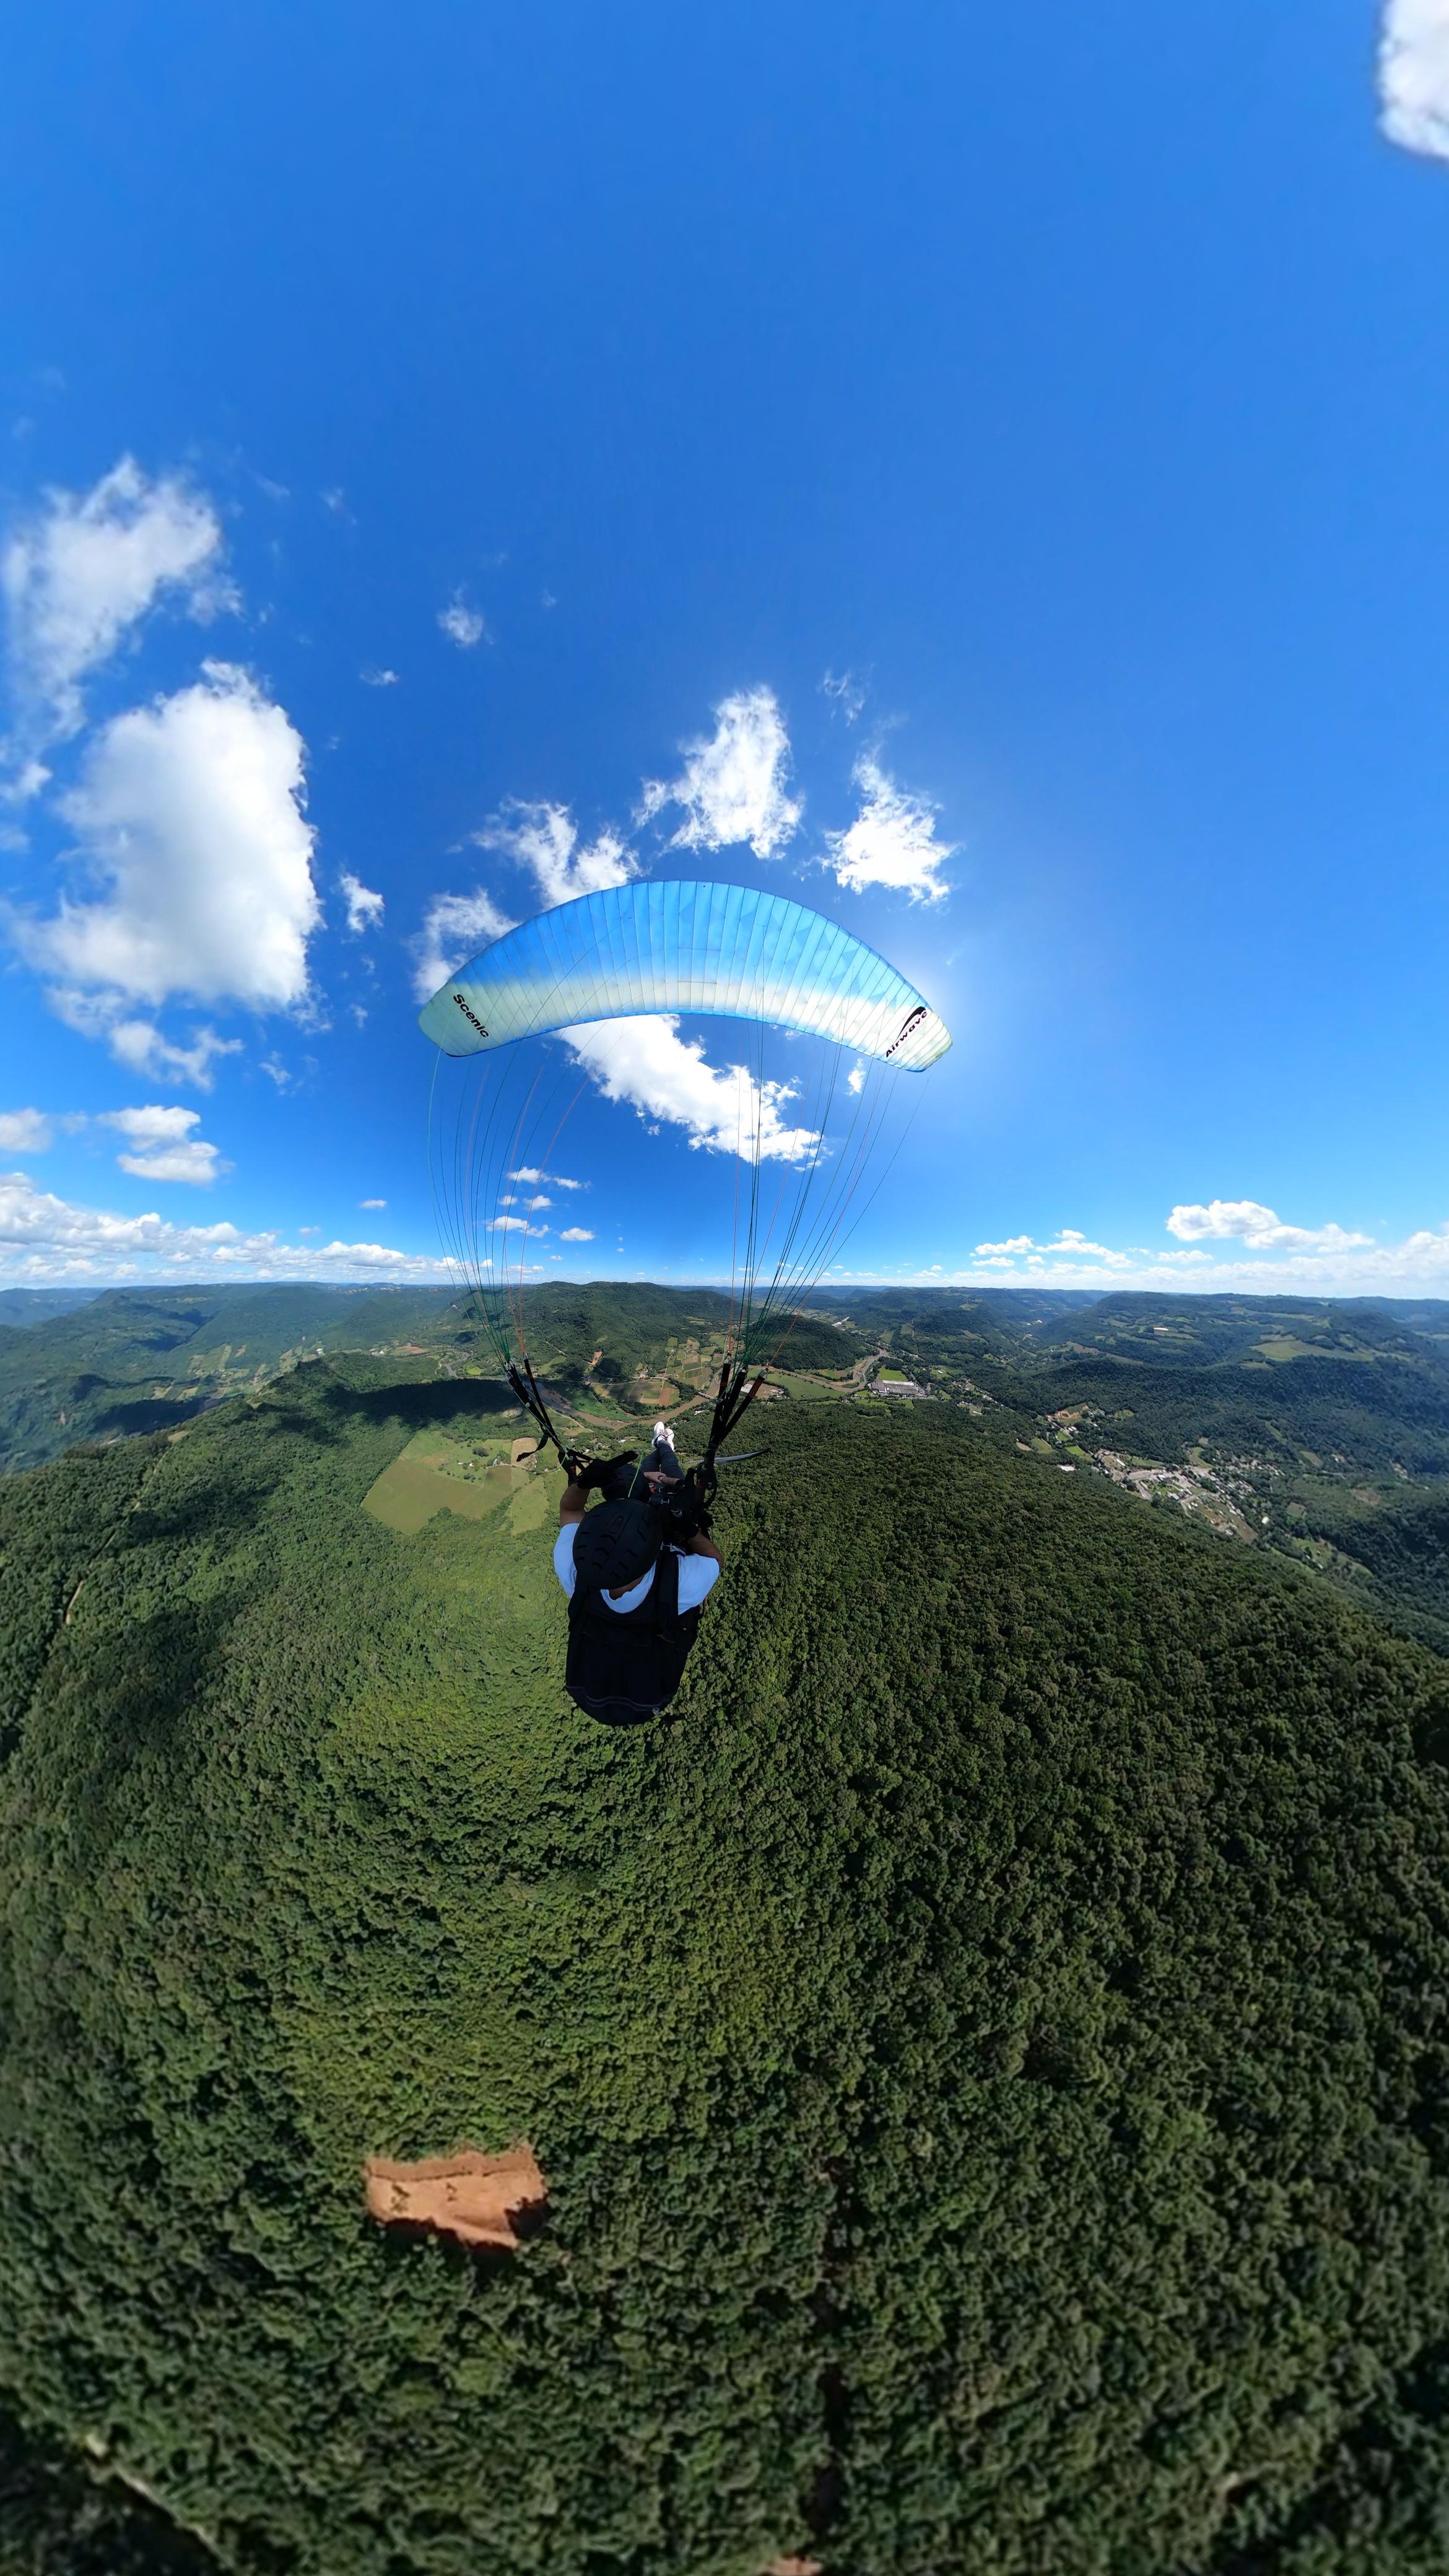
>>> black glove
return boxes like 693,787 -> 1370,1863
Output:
659,1478 -> 711,1541
577,1451 -> 638,1492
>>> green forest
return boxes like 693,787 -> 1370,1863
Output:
6,1312 -> 1449,2570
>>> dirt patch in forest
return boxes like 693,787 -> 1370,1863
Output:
364,2146 -> 548,2251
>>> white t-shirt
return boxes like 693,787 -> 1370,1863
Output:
553,1520 -> 721,1615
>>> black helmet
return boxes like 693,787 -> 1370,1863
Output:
572,1499 -> 661,1590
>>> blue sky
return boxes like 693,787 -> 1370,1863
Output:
3,0 -> 1449,1299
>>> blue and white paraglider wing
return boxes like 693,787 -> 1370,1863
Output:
417,879 -> 951,1069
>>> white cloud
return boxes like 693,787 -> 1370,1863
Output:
510,1165 -> 584,1188
115,1142 -> 222,1187
476,799 -> 635,908
1167,1199 -> 1373,1253
494,1211 -> 547,1233
0,1108 -> 53,1152
936,1226 -> 1449,1295
438,596 -> 486,648
1,759 -> 51,804
640,686 -> 801,858
825,755 -> 953,902
339,870 -> 384,933
17,665 -> 318,1029
923,1197 -> 1448,1296
0,1168 -> 453,1284
411,886 -> 516,1000
1380,0 -> 1449,161
560,1225 -> 594,1242
524,1194 -> 550,1209
563,1014 -> 820,1160
99,1103 -> 228,1185
53,1003 -> 242,1090
1047,1229 -> 1133,1266
360,666 -> 399,687
822,669 -> 866,723
360,1197 -> 386,1208
3,456 -> 230,738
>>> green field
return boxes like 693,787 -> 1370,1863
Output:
1255,1334 -> 1378,1365
361,1430 -> 560,1534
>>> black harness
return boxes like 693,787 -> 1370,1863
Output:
565,1544 -> 702,1726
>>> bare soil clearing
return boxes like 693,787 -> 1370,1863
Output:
364,2147 -> 547,2250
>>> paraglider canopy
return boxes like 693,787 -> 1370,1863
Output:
417,879 -> 951,1072
419,877 -> 951,1484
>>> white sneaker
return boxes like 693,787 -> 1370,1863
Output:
652,1420 -> 676,1447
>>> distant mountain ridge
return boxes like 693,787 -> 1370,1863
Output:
9,1277 -> 1449,1652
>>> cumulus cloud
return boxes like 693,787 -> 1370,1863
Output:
563,1014 -> 820,1160
16,664 -> 318,1025
1167,1199 -> 1373,1253
640,686 -> 801,858
411,886 -> 516,1000
476,799 -> 635,910
510,1165 -> 584,1188
560,1225 -> 594,1242
825,755 -> 953,901
941,1223 -> 1449,1295
360,1197 -> 386,1209
102,1017 -> 241,1089
1,758 -> 50,804
1380,0 -> 1449,161
973,1228 -> 1131,1266
2,456 -> 231,739
0,1168 -> 452,1285
0,1109 -> 53,1153
100,1103 -> 228,1185
360,666 -> 399,687
1049,1229 -> 1133,1265
928,1196 -> 1443,1295
438,596 -> 486,648
339,870 -> 384,933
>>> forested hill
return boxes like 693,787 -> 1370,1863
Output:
0,1281 -> 870,1476
817,1287 -> 1449,1658
6,1362 -> 1449,2570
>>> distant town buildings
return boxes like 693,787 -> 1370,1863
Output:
869,1375 -> 929,1399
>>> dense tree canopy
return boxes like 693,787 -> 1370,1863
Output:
4,1357 -> 1449,2570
